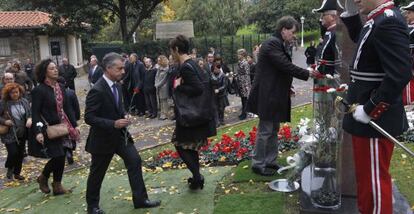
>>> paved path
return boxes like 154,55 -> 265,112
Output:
0,48 -> 313,189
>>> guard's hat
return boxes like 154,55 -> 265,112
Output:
313,0 -> 344,13
401,2 -> 414,11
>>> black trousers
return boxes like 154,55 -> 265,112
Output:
42,156 -> 65,182
144,91 -> 158,116
134,92 -> 146,114
5,140 -> 25,175
86,143 -> 148,209
241,97 -> 248,116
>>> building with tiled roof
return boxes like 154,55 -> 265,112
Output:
0,11 -> 84,73
0,11 -> 51,29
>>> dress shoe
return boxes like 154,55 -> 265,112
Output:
150,115 -> 157,119
189,175 -> 204,190
251,167 -> 275,176
14,174 -> 25,180
87,207 -> 105,214
138,112 -> 145,117
134,199 -> 161,209
52,182 -> 72,195
238,114 -> 247,120
37,174 -> 51,194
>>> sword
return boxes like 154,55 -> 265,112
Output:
335,96 -> 414,157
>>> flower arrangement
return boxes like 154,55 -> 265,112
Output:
147,123 -> 306,169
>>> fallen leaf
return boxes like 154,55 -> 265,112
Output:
242,165 -> 249,169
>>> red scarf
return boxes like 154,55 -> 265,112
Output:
44,80 -> 80,142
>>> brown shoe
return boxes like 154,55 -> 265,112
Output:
52,182 -> 72,195
37,174 -> 50,194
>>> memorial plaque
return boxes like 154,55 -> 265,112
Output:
156,20 -> 194,39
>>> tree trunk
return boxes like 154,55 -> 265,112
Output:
119,0 -> 129,44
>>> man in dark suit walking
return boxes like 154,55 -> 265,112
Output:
88,57 -> 104,87
247,16 -> 316,176
84,52 -> 161,214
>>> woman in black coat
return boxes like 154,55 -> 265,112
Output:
170,35 -> 216,190
305,41 -> 317,66
29,59 -> 79,195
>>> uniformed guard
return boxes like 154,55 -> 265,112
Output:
341,0 -> 412,213
401,2 -> 414,105
312,0 -> 343,75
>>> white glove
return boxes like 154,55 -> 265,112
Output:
342,0 -> 359,17
352,105 -> 371,124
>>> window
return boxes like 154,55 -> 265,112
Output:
0,38 -> 11,56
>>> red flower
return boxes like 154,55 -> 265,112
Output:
232,141 -> 241,150
133,87 -> 140,94
234,131 -> 246,139
212,145 -> 220,153
313,86 -> 330,92
171,152 -> 180,159
293,135 -> 299,142
222,146 -> 232,153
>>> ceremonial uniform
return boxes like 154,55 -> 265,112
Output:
316,27 -> 341,75
341,2 -> 412,213
313,0 -> 342,75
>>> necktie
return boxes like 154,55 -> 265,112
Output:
112,84 -> 119,105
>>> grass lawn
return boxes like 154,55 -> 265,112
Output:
390,143 -> 414,207
2,103 -> 412,213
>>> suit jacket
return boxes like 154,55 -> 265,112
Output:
341,6 -> 412,137
247,34 -> 309,122
89,65 -> 104,84
85,77 -> 131,154
58,64 -> 77,89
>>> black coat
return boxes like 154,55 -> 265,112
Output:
58,64 -> 77,90
89,65 -> 104,84
143,68 -> 157,93
85,77 -> 132,154
247,34 -> 309,122
341,8 -> 412,138
29,83 -> 75,158
173,59 -> 216,142
305,46 -> 317,65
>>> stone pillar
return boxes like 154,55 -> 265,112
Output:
38,35 -> 50,60
336,3 -> 358,197
76,37 -> 83,66
67,34 -> 78,65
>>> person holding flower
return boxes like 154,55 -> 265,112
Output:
0,83 -> 31,180
247,16 -> 316,176
29,58 -> 79,195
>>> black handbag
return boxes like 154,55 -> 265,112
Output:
173,62 -> 213,127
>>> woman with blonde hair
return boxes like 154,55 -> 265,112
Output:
0,83 -> 31,180
155,55 -> 170,120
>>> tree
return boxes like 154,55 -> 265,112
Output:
19,0 -> 165,44
173,0 -> 245,36
248,0 -> 320,33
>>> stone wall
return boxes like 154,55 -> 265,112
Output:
0,32 -> 40,74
